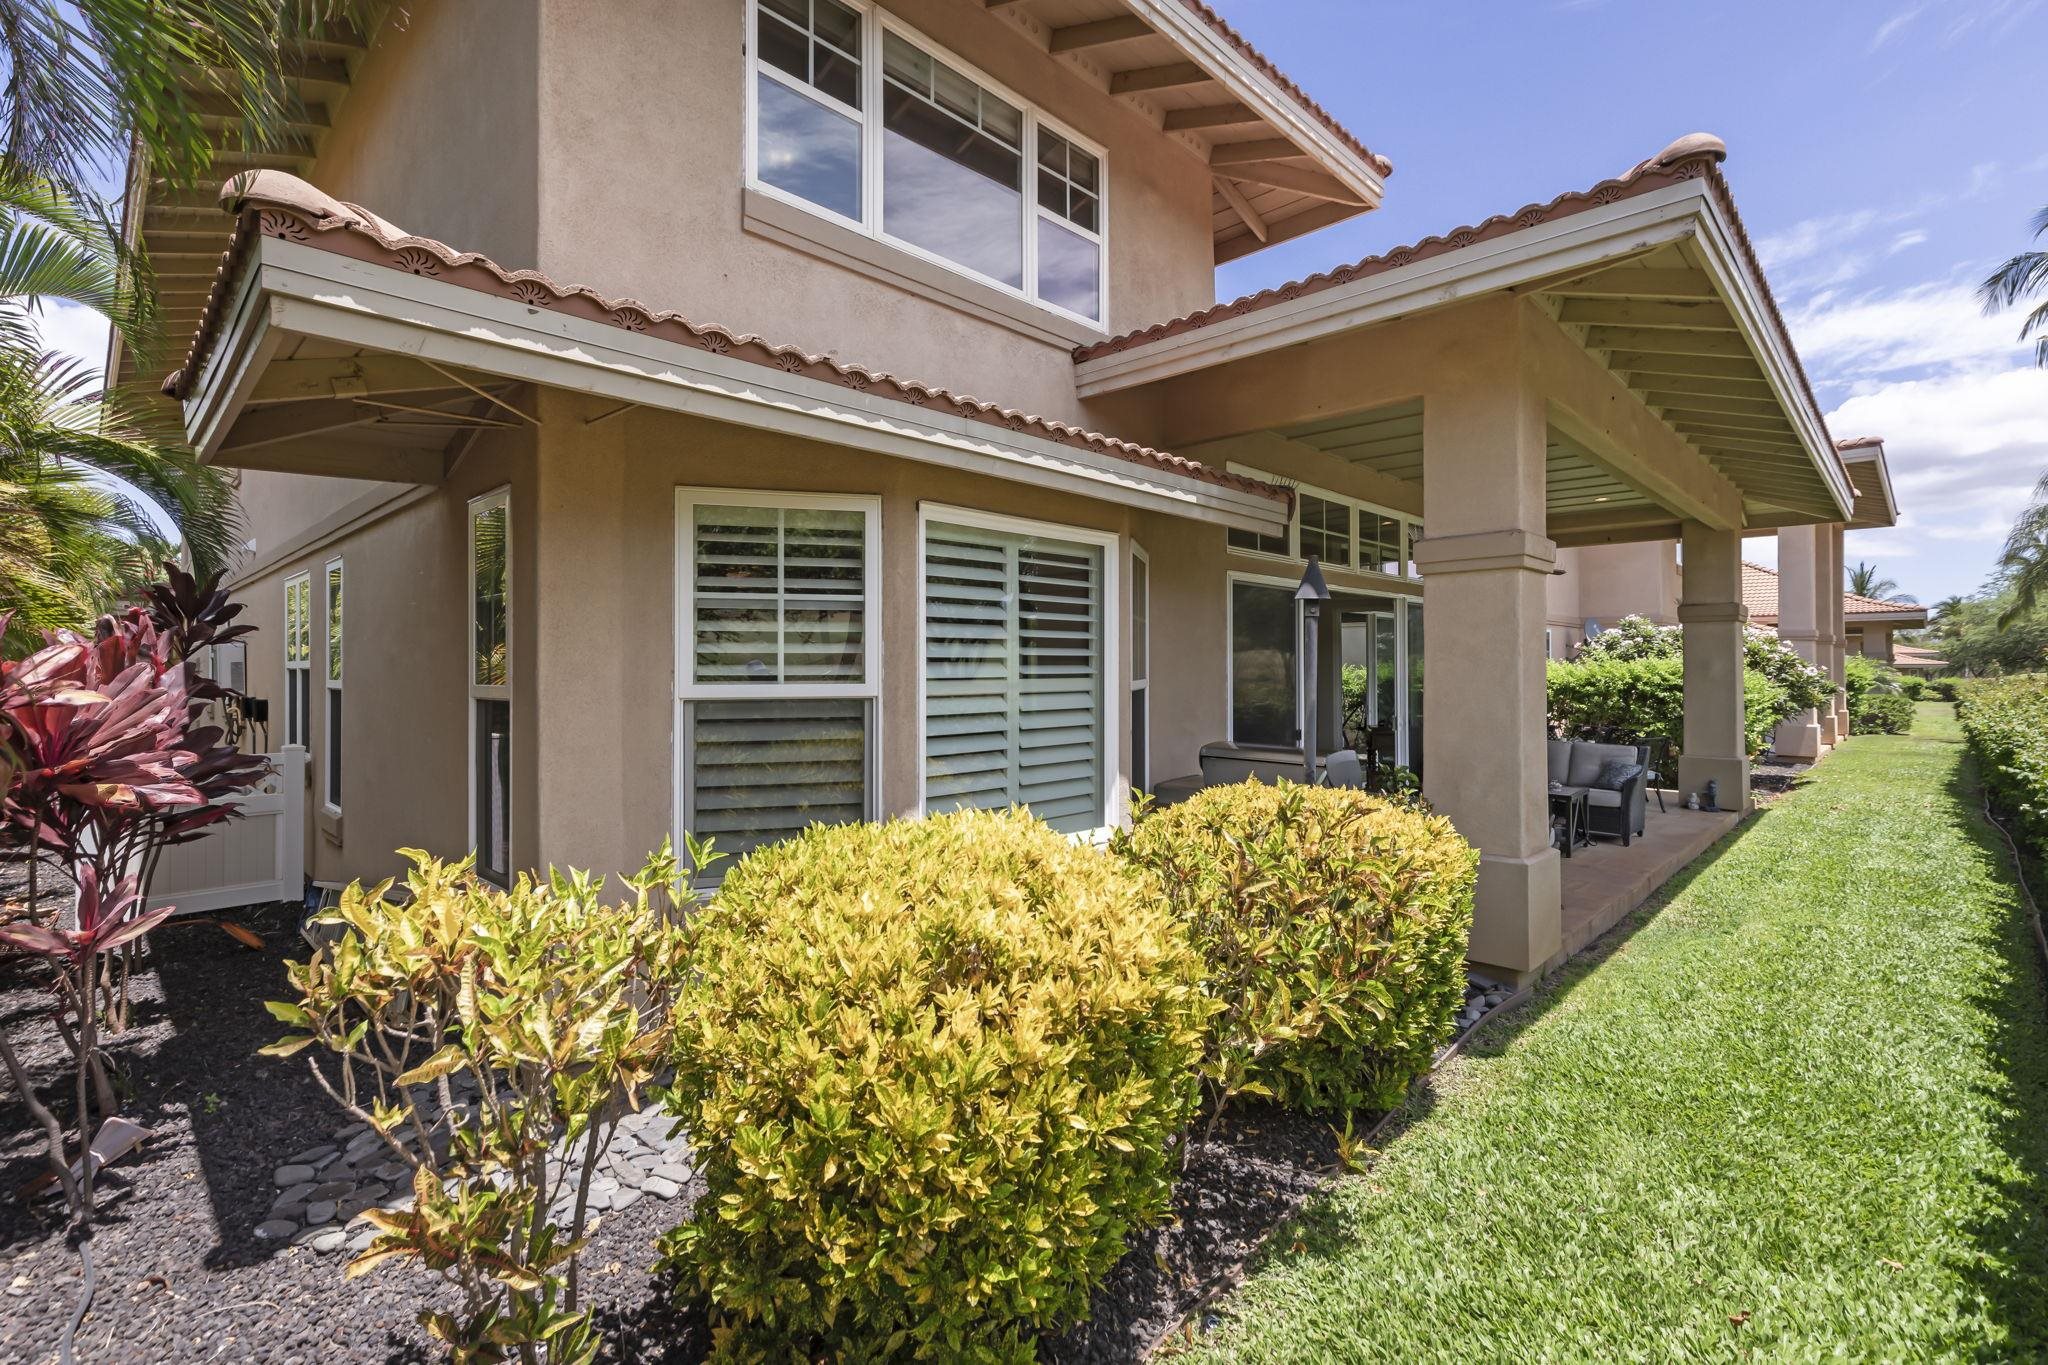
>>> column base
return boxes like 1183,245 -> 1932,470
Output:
1467,847 -> 1562,981
1678,755 -> 1751,815
1774,715 -> 1823,761
1820,710 -> 1842,745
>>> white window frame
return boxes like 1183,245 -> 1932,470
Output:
323,556 -> 343,815
284,571 -> 310,748
1130,542 -> 1150,794
915,502 -> 1123,837
468,489 -> 512,884
742,0 -> 1112,331
1224,463 -> 1421,581
672,488 -> 884,868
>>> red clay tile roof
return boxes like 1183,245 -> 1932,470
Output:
1071,134 -> 1834,473
164,172 -> 1287,508
1834,435 -> 1885,450
1742,561 -> 1927,625
1171,0 -> 1391,178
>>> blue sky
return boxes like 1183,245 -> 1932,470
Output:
1206,0 -> 2048,605
47,1 -> 2047,602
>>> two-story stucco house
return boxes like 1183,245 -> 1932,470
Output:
124,0 -> 1869,984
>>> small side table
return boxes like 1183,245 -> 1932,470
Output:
1548,788 -> 1589,858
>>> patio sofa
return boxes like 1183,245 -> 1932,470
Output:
1547,740 -> 1650,846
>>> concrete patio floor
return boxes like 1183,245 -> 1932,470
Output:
1549,800 -> 1744,973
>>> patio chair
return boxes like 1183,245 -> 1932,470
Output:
1546,739 -> 1650,846
1323,749 -> 1365,789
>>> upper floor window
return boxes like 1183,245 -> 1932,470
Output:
1225,465 -> 1422,580
747,0 -> 1108,327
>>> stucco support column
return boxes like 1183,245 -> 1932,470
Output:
530,390 -> 638,886
1772,525 -> 1824,760
1416,341 -> 1560,984
1677,521 -> 1752,814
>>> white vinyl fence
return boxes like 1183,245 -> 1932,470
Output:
145,746 -> 307,916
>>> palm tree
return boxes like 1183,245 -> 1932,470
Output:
1847,561 -> 1914,603
1994,470 -> 2048,629
1982,205 -> 2048,626
1981,205 -> 2048,368
0,348 -> 219,650
0,3 -> 363,642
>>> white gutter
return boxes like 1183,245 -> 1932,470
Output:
181,237 -> 1291,536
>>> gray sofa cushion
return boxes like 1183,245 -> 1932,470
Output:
1547,740 -> 1571,786
1581,787 -> 1624,809
1567,742 -> 1641,787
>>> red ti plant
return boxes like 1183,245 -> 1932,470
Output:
0,598 -> 267,1224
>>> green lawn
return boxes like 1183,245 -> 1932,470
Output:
1179,701 -> 2048,1361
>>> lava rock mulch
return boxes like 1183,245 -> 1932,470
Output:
0,884 -> 1502,1363
0,898 -> 712,1364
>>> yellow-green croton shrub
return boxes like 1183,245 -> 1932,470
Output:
658,808 -> 1209,1363
1116,780 -> 1478,1119
265,842 -> 706,1362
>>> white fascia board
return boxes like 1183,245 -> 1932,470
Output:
1686,199 -> 1853,520
1074,182 -> 1709,397
183,237 -> 1290,537
1124,0 -> 1386,206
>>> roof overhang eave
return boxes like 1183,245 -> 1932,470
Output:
1075,177 -> 1853,523
1127,0 -> 1387,208
180,236 -> 1291,536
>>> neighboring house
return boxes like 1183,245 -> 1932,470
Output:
1742,562 -> 1927,664
1890,644 -> 1946,674
125,0 -> 1866,985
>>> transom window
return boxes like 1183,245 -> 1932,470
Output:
676,491 -> 881,872
746,0 -> 1109,326
1226,466 -> 1422,579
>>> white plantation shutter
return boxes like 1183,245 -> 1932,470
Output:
692,504 -> 866,685
680,495 -> 878,871
687,698 -> 868,860
924,520 -> 1104,834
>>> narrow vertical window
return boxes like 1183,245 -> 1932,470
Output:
1130,546 -> 1150,794
753,0 -> 865,221
469,491 -> 512,885
284,573 -> 310,748
922,511 -> 1114,835
324,558 -> 343,812
678,491 -> 880,870
1035,128 -> 1103,321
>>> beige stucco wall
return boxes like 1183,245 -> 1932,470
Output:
1568,539 -> 1681,629
231,425 -> 538,889
314,0 -> 541,265
523,392 -> 1231,882
531,0 -> 1217,430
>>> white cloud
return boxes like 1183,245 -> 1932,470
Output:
30,300 -> 112,381
1787,280 -> 2024,379
1756,209 -> 1881,269
1888,229 -> 1929,254
1868,5 -> 1924,51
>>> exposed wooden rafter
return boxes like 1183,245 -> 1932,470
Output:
1048,16 -> 1152,51
1108,61 -> 1212,95
1209,137 -> 1305,167
1212,175 -> 1267,243
1212,160 -> 1365,206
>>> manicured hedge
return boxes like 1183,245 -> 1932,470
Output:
659,808 -> 1209,1362
1956,676 -> 2048,856
1117,781 -> 1477,1116
1546,655 -> 1786,756
1845,654 -> 1916,735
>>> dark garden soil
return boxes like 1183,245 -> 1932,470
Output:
0,885 -> 1346,1364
